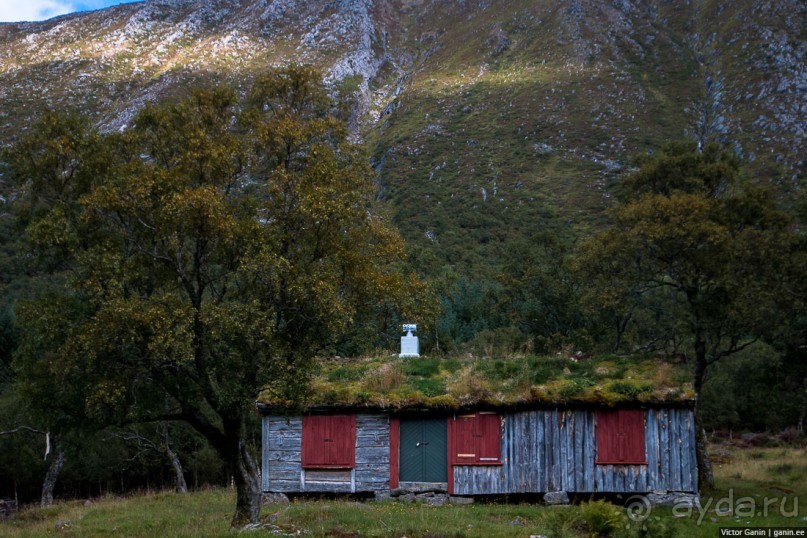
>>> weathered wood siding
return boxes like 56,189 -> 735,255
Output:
262,408 -> 696,495
452,408 -> 697,495
262,414 -> 389,493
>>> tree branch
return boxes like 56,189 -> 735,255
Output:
0,426 -> 47,436
118,412 -> 189,428
707,338 -> 758,365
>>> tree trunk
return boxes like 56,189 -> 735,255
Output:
230,437 -> 261,528
693,341 -> 716,492
185,410 -> 261,527
798,375 -> 805,435
160,425 -> 188,493
166,444 -> 188,494
695,402 -> 715,493
41,439 -> 65,507
614,314 -> 630,352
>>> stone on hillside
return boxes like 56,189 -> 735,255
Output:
533,143 -> 553,155
486,28 -> 511,57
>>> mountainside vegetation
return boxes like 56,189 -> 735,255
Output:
3,0 -> 802,350
0,0 -> 804,526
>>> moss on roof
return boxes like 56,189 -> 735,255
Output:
258,354 -> 696,412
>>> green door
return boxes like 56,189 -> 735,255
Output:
399,418 -> 447,483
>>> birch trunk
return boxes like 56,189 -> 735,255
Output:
40,439 -> 65,507
159,424 -> 188,493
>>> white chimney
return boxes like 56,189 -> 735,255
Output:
399,323 -> 420,358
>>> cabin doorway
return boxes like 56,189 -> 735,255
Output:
399,418 -> 447,484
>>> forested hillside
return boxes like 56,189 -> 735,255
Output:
0,0 -> 804,515
1,0 -> 804,343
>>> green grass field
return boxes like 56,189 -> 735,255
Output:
3,445 -> 806,537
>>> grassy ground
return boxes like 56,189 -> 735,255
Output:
1,488 -> 235,537
3,445 -> 806,537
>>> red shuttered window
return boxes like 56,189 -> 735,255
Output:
596,409 -> 647,464
301,415 -> 356,469
449,412 -> 502,465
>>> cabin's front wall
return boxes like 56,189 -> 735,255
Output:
262,414 -> 390,493
452,408 -> 697,495
262,407 -> 696,495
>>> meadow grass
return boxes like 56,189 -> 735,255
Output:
3,446 -> 806,537
1,488 -> 235,537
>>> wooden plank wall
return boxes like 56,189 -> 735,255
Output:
262,414 -> 390,493
452,408 -> 696,495
262,408 -> 696,495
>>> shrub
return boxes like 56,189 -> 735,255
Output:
541,506 -> 580,536
580,500 -> 622,536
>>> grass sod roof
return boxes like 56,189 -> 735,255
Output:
256,355 -> 696,413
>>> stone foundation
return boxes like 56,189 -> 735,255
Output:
261,492 -> 290,505
543,491 -> 570,505
646,490 -> 700,508
389,485 -> 472,505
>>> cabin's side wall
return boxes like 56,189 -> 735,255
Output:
262,416 -> 301,493
452,408 -> 697,495
262,414 -> 390,493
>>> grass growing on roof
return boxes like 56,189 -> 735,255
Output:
257,354 -> 695,411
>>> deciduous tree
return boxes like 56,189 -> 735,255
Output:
11,66 -> 427,525
575,141 -> 791,490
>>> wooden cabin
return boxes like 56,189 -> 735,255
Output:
257,356 -> 698,498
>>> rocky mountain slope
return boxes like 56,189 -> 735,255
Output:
0,0 -> 804,269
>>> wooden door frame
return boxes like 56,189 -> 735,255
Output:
390,417 -> 400,489
390,416 -> 453,494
